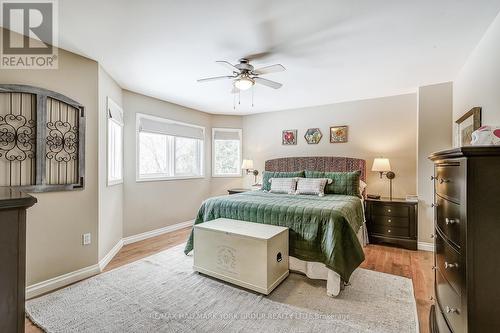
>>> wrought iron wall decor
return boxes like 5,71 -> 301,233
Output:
0,84 -> 85,192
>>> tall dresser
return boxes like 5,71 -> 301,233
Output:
0,188 -> 37,333
429,147 -> 500,333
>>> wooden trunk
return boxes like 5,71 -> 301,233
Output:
193,218 -> 289,295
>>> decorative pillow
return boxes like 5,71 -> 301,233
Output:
305,170 -> 361,197
359,180 -> 367,195
269,177 -> 298,194
261,170 -> 305,191
295,177 -> 332,196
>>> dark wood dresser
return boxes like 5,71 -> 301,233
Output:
365,197 -> 418,250
429,147 -> 500,333
0,188 -> 37,333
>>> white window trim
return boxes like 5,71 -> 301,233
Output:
135,113 -> 205,182
212,127 -> 243,178
107,97 -> 124,186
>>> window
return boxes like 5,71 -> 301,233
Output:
107,97 -> 124,185
212,128 -> 242,177
136,114 -> 204,181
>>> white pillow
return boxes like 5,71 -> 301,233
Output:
295,177 -> 332,197
359,180 -> 367,195
269,177 -> 298,194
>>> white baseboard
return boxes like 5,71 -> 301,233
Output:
98,239 -> 124,271
418,241 -> 435,252
26,264 -> 100,299
122,220 -> 193,245
26,220 -> 193,299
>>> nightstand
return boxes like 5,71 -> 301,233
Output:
365,197 -> 418,250
227,188 -> 251,195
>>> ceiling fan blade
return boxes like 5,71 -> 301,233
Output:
254,77 -> 282,89
253,64 -> 286,75
244,51 -> 273,61
216,60 -> 239,73
197,75 -> 234,83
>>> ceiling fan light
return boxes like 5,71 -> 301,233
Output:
234,77 -> 254,91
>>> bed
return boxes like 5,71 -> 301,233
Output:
184,156 -> 367,296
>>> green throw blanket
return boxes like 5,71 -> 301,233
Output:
184,191 -> 365,281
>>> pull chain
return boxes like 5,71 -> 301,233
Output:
251,86 -> 254,107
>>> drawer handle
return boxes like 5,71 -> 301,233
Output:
431,203 -> 439,208
387,219 -> 392,223
445,306 -> 459,314
387,229 -> 391,233
445,262 -> 459,269
430,234 -> 436,238
445,218 -> 459,225
431,266 -> 437,270
439,178 -> 450,184
387,209 -> 392,213
430,176 -> 438,181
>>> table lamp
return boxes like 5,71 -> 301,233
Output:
372,158 -> 396,200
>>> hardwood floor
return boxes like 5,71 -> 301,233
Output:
26,228 -> 434,333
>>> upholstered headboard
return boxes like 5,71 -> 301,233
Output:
265,156 -> 366,182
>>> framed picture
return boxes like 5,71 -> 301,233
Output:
282,129 -> 297,145
330,126 -> 348,143
304,128 -> 322,144
455,107 -> 481,147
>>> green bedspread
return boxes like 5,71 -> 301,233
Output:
184,190 -> 365,281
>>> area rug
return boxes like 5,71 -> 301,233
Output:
26,244 -> 418,333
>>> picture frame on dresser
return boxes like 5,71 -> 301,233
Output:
454,107 -> 481,147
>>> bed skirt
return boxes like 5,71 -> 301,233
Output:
289,223 -> 368,297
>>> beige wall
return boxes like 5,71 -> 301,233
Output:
97,66 -> 123,260
417,83 -> 453,244
122,91 -> 242,237
0,46 -> 99,285
242,94 -> 418,199
454,11 -> 500,136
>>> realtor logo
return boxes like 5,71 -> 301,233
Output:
1,0 -> 58,69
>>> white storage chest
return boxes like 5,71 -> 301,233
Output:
193,218 -> 289,294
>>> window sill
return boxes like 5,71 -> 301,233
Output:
136,175 -> 205,182
212,174 -> 243,178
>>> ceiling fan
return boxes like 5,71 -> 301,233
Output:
197,58 -> 285,92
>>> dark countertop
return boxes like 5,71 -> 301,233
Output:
0,187 -> 37,210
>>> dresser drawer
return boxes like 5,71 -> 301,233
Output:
435,230 -> 463,295
371,215 -> 409,227
436,269 -> 463,333
371,225 -> 409,238
436,196 -> 461,250
372,204 -> 410,217
435,162 -> 463,204
431,304 -> 453,333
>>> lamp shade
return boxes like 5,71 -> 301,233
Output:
241,159 -> 254,169
372,158 -> 391,172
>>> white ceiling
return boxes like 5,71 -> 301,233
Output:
57,0 -> 500,114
